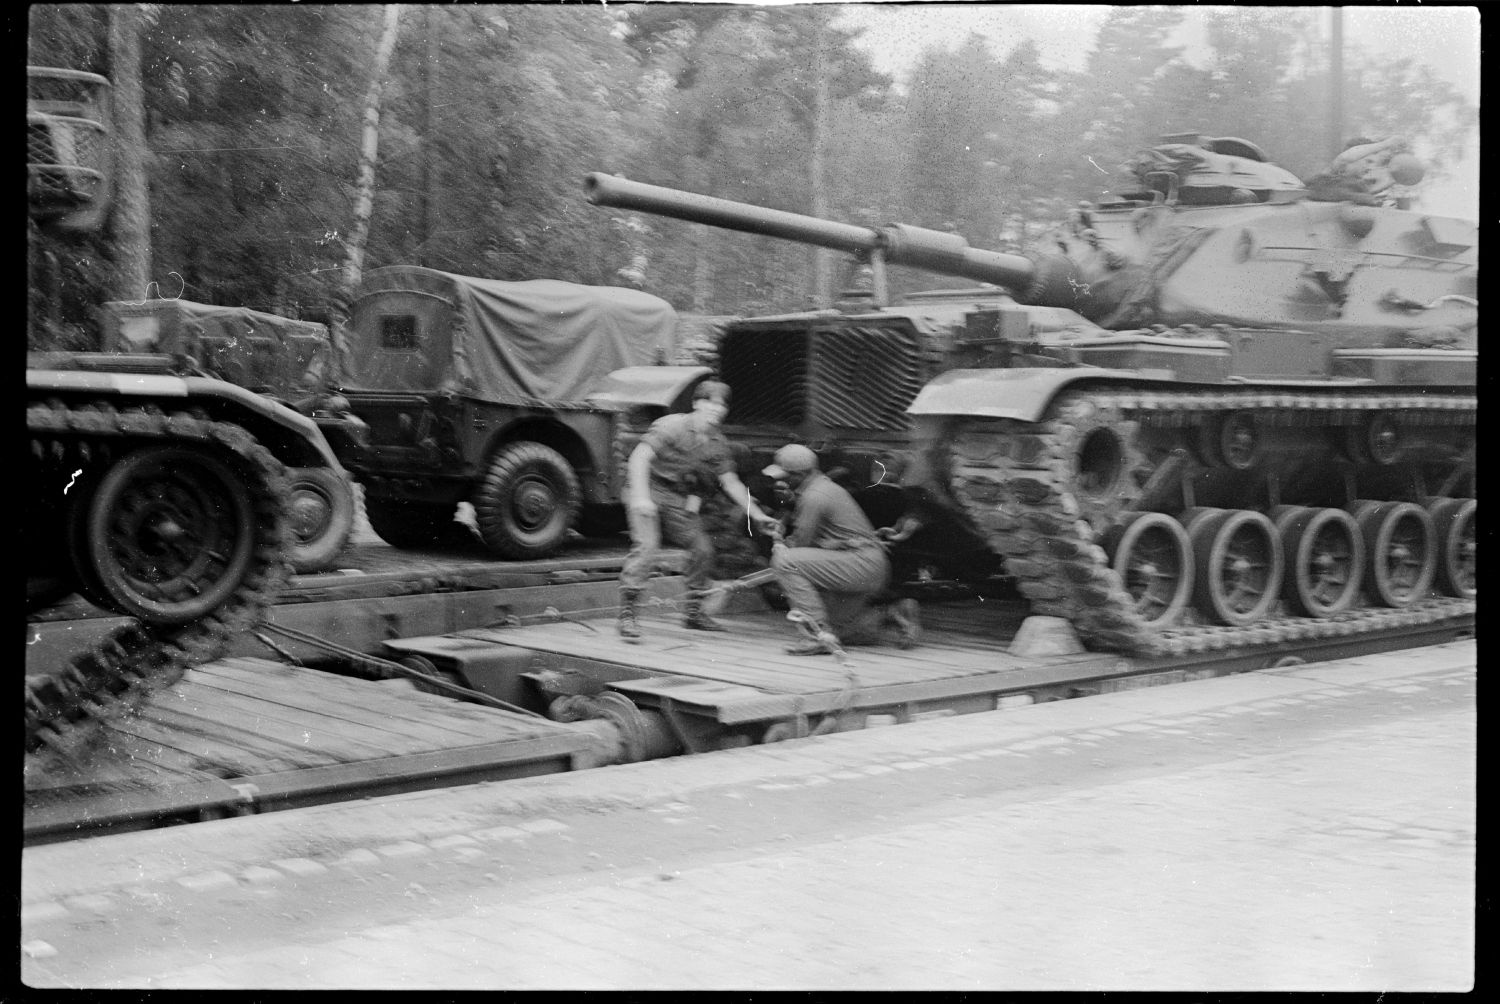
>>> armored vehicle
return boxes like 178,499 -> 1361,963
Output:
584,133 -> 1475,655
331,265 -> 709,559
96,298 -> 363,573
26,66 -> 346,760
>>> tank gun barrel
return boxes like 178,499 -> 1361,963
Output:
584,173 -> 1037,294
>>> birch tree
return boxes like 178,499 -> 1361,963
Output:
341,4 -> 404,298
108,4 -> 152,302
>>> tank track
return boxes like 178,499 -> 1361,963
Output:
25,401 -> 292,771
949,385 -> 1475,657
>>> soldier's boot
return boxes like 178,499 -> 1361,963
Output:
617,588 -> 643,642
885,598 -> 922,650
784,609 -> 843,656
682,592 -> 727,632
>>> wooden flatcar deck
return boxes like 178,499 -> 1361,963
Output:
385,598 -> 1123,728
24,658 -> 601,846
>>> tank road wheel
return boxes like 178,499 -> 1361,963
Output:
364,497 -> 458,549
76,444 -> 260,625
1197,410 -> 1264,470
1343,414 -> 1403,465
1425,497 -> 1475,599
472,442 -> 581,560
1274,507 -> 1364,617
1102,512 -> 1193,627
284,467 -> 357,574
1189,509 -> 1284,626
1179,507 -> 1228,537
1350,500 -> 1436,607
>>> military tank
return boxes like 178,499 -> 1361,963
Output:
584,132 -> 1475,655
26,66 -> 337,764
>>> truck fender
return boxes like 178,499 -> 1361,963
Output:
586,365 -> 714,412
905,367 -> 1141,424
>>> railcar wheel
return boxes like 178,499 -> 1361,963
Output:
1426,497 -> 1476,599
1275,506 -> 1364,617
1190,509 -> 1283,626
1350,500 -> 1436,607
79,444 -> 259,625
472,441 -> 581,560
1102,512 -> 1193,626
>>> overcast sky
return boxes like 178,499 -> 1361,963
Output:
827,3 -> 1479,217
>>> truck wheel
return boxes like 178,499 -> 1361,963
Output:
472,442 -> 581,559
285,467 -> 357,574
364,497 -> 458,550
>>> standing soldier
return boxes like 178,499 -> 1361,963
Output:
762,444 -> 921,655
617,380 -> 775,641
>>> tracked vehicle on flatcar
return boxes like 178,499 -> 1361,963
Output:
26,66 -> 345,762
585,133 -> 1475,655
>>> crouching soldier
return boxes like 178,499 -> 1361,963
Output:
761,444 -> 920,655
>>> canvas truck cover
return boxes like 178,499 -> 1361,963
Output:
338,266 -> 678,404
99,298 -> 331,397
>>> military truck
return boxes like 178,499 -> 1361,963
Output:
96,297 -> 363,573
330,265 -> 710,559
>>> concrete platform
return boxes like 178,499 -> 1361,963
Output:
20,640 -> 1475,991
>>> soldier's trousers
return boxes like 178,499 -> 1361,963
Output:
619,493 -> 714,594
770,544 -> 890,642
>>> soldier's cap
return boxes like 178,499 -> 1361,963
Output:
763,444 -> 818,480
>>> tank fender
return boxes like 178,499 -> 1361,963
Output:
586,365 -> 714,412
906,367 -> 1144,423
28,368 -> 345,471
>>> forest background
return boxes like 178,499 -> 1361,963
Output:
26,3 -> 1480,352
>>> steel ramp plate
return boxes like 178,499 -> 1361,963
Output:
606,675 -> 799,722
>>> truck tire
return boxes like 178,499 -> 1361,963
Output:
285,466 -> 357,574
365,497 -> 459,550
472,441 -> 581,560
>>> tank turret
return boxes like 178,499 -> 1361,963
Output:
589,132 -> 1476,349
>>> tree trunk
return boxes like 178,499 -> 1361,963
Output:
810,19 -> 832,307
419,6 -> 438,267
108,5 -> 151,307
342,4 -> 405,298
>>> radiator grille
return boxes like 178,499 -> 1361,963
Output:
812,325 -> 922,430
720,328 -> 809,427
720,323 -> 922,432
